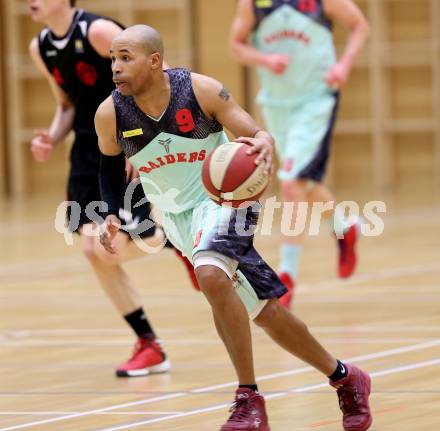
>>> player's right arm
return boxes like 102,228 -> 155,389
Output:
323,0 -> 370,88
229,0 -> 289,75
193,73 -> 274,176
95,96 -> 126,254
28,37 -> 75,162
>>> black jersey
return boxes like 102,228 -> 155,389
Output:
38,9 -> 122,137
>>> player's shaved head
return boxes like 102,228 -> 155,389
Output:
113,25 -> 164,57
110,24 -> 166,96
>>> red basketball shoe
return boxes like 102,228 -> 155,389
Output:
220,388 -> 270,431
337,223 -> 358,278
116,338 -> 170,377
278,272 -> 295,309
174,248 -> 200,290
329,364 -> 372,431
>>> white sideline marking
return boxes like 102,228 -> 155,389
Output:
1,256 -> 439,286
299,262 -> 440,292
0,395 -> 185,431
0,412 -> 183,416
99,403 -> 232,431
98,358 -> 440,430
192,339 -> 440,392
3,324 -> 440,338
1,339 -> 439,431
1,337 -> 436,349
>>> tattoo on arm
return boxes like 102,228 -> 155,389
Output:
218,86 -> 230,101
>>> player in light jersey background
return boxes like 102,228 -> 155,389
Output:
96,25 -> 372,431
230,0 -> 370,307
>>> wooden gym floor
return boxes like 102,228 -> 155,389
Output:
0,190 -> 439,430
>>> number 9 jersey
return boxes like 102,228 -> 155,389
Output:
112,68 -> 228,214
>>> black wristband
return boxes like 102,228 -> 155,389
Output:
99,152 -> 126,217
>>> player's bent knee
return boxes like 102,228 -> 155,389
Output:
81,237 -> 98,262
96,249 -> 122,266
81,245 -> 96,261
281,180 -> 308,202
193,251 -> 238,294
94,231 -> 132,266
253,299 -> 282,327
93,240 -> 123,266
195,265 -> 229,294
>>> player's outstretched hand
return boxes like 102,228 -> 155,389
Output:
31,129 -> 54,162
263,53 -> 290,75
99,215 -> 121,254
234,136 -> 274,177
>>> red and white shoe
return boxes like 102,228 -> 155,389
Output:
116,338 -> 170,377
220,388 -> 270,431
278,272 -> 295,309
330,364 -> 372,431
337,223 -> 359,279
174,249 -> 200,290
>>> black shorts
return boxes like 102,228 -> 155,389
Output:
66,136 -> 156,239
203,205 -> 288,301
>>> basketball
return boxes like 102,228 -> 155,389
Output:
202,142 -> 269,207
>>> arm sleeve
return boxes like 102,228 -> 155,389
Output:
99,152 -> 126,217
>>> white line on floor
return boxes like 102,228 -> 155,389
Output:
1,337 -> 436,349
97,358 -> 440,430
0,412 -> 183,416
299,262 -> 440,292
2,324 -> 440,337
0,339 -> 438,431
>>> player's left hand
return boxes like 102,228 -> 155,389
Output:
325,61 -> 352,89
99,215 -> 121,254
234,136 -> 274,176
31,129 -> 54,162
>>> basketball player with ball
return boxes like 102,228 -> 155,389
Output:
96,25 -> 373,431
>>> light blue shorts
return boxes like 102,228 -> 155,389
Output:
261,91 -> 339,182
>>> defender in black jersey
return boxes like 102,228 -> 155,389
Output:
28,0 -> 197,378
97,25 -> 372,430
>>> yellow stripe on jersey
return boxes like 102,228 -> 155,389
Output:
256,0 -> 273,8
122,128 -> 143,138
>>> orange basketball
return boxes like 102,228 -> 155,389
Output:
202,142 -> 269,208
